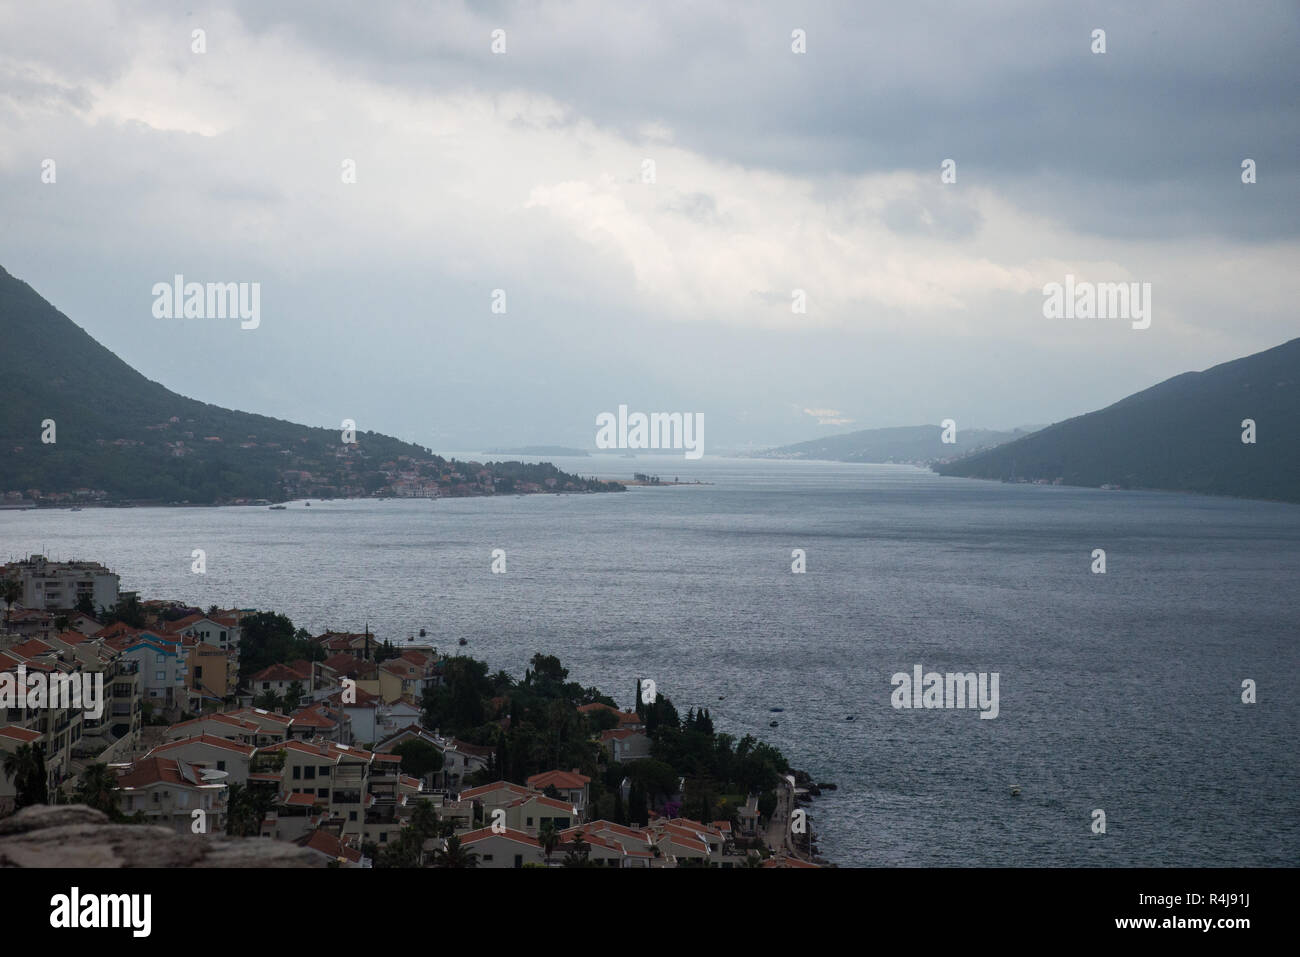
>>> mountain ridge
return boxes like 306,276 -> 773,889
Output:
934,338 -> 1300,503
754,424 -> 1034,464
0,265 -> 622,504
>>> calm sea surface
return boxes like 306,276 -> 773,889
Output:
3,456 -> 1298,866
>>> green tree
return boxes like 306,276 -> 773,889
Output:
410,799 -> 440,843
225,783 -> 264,836
101,594 -> 146,628
392,740 -> 443,783
73,763 -> 120,819
376,828 -> 425,868
238,612 -> 321,680
283,680 -> 304,713
431,834 -> 479,868
628,781 -> 648,826
2,743 -> 48,808
538,821 -> 560,865
2,577 -> 23,627
562,830 -> 593,867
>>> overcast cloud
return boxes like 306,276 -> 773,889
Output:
1,1 -> 1296,450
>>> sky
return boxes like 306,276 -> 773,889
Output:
1,0 -> 1297,452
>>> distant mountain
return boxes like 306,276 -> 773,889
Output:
0,266 -> 621,504
935,338 -> 1300,503
755,425 -> 1033,464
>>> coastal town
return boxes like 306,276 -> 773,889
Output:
0,554 -> 826,868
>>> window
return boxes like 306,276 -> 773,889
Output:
292,766 -> 301,780
483,854 -> 493,862
349,811 -> 357,821
195,667 -> 203,680
379,833 -> 388,843
318,788 -> 329,799
319,765 -> 330,777
155,671 -> 165,681
216,761 -> 225,772
304,766 -> 316,780
514,854 -> 523,868
220,631 -> 227,641
156,655 -> 165,665
526,816 -> 533,826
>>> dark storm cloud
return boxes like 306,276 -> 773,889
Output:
219,0 -> 1300,240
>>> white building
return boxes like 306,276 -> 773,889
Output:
115,756 -> 227,835
6,555 -> 120,613
171,614 -> 241,655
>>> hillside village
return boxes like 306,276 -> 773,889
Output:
0,554 -> 823,868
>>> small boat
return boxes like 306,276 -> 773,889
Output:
1010,785 -> 1021,797
845,715 -> 855,721
458,637 -> 467,646
70,506 -> 83,512
419,628 -> 427,638
269,505 -> 287,510
305,501 -> 311,506
769,720 -> 779,728
769,707 -> 784,713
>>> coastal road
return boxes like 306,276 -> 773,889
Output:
764,777 -> 809,860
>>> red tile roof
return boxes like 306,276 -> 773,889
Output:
299,829 -> 362,863
147,734 -> 256,758
282,792 -> 323,807
251,663 -> 307,683
0,725 -> 43,744
458,826 -> 541,849
116,757 -> 215,789
9,639 -> 55,658
508,794 -> 576,813
526,770 -> 590,791
459,781 -> 535,801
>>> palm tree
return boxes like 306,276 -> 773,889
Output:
283,681 -> 304,714
224,783 -> 267,836
1,577 -> 22,627
562,830 -> 592,867
2,743 -> 48,808
410,799 -> 439,840
408,799 -> 441,866
74,763 -> 121,819
377,829 -> 424,868
538,821 -> 560,865
431,834 -> 479,868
